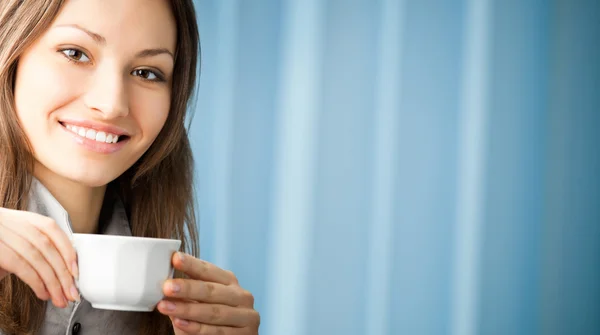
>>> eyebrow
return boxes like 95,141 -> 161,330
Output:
136,48 -> 174,60
55,24 -> 106,44
54,24 -> 174,60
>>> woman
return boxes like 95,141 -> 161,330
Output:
0,0 -> 259,334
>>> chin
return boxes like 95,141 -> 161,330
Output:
42,161 -> 126,188
34,151 -> 138,188
71,175 -> 119,188
63,168 -> 123,188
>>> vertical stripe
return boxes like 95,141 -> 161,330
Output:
263,0 -> 323,334
451,0 -> 491,334
212,0 -> 238,269
365,0 -> 404,334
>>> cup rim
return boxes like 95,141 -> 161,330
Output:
72,233 -> 181,244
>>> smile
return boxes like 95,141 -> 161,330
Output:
59,121 -> 130,154
61,122 -> 125,143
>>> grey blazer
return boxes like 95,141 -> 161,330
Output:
1,179 -> 142,335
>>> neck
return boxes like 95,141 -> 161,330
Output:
33,164 -> 106,234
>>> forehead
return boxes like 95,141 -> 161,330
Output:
50,0 -> 177,53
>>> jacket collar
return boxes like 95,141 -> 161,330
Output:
26,177 -> 132,237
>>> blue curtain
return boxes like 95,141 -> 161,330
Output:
189,1 -> 600,334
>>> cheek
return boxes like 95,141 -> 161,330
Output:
15,52 -> 82,128
131,91 -> 170,143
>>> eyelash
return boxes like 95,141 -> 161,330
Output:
58,48 -> 166,83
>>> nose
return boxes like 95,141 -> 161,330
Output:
83,65 -> 130,119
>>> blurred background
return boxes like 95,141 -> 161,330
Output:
189,0 -> 599,334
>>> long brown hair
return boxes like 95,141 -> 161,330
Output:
0,0 -> 200,334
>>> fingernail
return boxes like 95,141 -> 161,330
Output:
177,252 -> 185,263
175,318 -> 189,326
70,285 -> 80,302
161,301 -> 176,311
71,261 -> 79,280
168,281 -> 180,293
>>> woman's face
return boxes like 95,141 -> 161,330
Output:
14,0 -> 177,187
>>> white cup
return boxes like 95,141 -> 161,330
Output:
72,233 -> 181,312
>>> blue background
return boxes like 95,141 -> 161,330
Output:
189,1 -> 600,334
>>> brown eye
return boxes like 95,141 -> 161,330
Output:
132,69 -> 162,81
61,49 -> 90,62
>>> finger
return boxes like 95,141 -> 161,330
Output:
9,222 -> 79,302
164,279 -> 253,307
157,301 -> 259,328
0,224 -> 69,307
0,239 -> 50,300
172,253 -> 237,285
27,214 -> 78,279
171,318 -> 242,334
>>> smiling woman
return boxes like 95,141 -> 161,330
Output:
0,0 -> 259,334
14,1 -> 176,189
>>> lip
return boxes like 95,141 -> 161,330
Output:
59,118 -> 132,137
60,122 -> 129,154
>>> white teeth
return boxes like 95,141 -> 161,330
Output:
96,132 -> 106,142
85,129 -> 96,139
64,123 -> 121,144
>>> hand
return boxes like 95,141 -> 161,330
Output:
158,253 -> 260,334
0,207 -> 80,308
